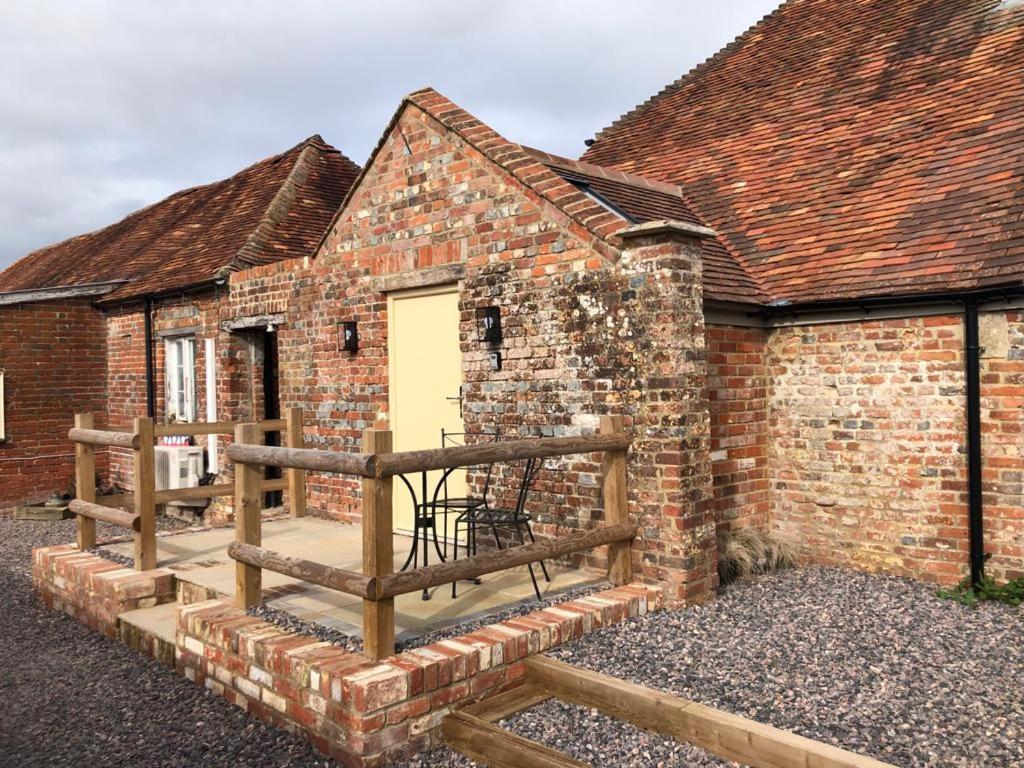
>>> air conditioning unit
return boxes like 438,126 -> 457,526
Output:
155,445 -> 206,508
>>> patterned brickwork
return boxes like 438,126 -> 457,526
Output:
175,584 -> 662,766
768,311 -> 1023,584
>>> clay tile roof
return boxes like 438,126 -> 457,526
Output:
582,0 -> 1024,305
522,148 -> 768,303
0,135 -> 360,304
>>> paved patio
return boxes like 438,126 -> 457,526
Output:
102,516 -> 598,643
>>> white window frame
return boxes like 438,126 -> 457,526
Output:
164,336 -> 196,423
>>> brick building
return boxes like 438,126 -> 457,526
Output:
580,0 -> 1024,585
5,0 -> 1022,601
0,135 -> 359,506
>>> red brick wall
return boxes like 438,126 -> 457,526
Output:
707,325 -> 770,532
0,299 -> 107,506
766,311 -> 1023,584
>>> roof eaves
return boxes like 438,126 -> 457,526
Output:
0,280 -> 127,307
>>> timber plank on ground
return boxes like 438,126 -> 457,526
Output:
444,655 -> 896,768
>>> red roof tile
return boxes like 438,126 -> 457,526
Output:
0,136 -> 360,304
582,0 -> 1024,304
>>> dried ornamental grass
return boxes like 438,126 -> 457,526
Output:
717,527 -> 797,585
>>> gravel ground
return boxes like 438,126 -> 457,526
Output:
3,515 -> 1021,767
0,515 -> 336,767
396,568 -> 1024,768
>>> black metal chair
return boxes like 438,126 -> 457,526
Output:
432,429 -> 501,558
450,456 -> 551,600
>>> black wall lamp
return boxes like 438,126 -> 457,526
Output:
341,321 -> 359,353
478,306 -> 502,345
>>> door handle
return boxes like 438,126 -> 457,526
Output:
446,386 -> 463,419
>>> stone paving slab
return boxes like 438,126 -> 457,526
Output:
101,516 -> 599,644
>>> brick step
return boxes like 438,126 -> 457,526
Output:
118,602 -> 178,666
176,573 -> 226,606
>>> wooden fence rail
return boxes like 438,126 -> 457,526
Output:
68,408 -> 309,572
227,414 -> 634,661
228,542 -> 376,599
67,427 -> 141,450
378,523 -> 636,600
68,499 -> 141,531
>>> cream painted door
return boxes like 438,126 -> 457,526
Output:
388,286 -> 466,534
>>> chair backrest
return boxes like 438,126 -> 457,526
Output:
513,457 -> 544,516
440,428 -> 501,501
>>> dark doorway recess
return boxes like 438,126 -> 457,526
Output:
263,330 -> 283,508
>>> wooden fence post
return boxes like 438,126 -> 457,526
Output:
74,413 -> 97,550
362,428 -> 395,661
600,415 -> 632,586
235,422 -> 264,609
285,407 -> 306,518
133,417 -> 156,571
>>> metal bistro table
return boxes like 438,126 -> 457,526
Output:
395,467 -> 474,600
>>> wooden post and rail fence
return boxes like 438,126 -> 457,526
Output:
67,408 -> 307,571
226,414 -> 634,661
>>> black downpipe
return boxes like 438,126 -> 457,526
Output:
144,297 -> 156,418
964,302 -> 985,586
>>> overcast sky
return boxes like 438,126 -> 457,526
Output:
0,1 -> 780,270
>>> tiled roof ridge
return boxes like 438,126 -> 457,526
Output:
226,137 -> 358,277
587,1 -> 792,146
406,88 -> 631,248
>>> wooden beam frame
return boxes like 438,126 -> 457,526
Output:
68,427 -> 140,450
443,710 -> 587,768
370,433 -> 632,478
234,423 -> 264,609
133,417 -> 156,571
474,656 -> 895,768
153,418 -> 286,437
73,414 -> 97,550
377,524 -> 635,599
68,499 -> 141,531
599,416 -> 631,585
284,407 -> 306,518
226,443 -> 376,477
361,428 -> 394,661
228,542 -> 375,600
224,432 -> 632,480
450,660 -> 894,768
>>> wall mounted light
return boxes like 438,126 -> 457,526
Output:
341,321 -> 359,353
478,306 -> 502,345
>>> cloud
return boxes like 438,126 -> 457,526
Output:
0,0 -> 780,270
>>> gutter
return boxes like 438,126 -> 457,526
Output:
963,302 -> 985,586
144,297 -> 156,418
